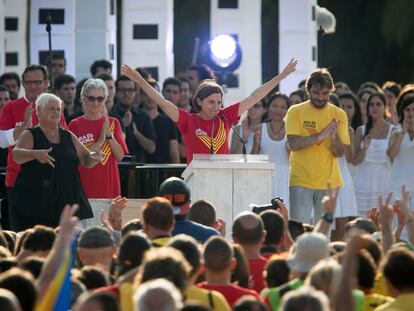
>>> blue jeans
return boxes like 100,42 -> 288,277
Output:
289,186 -> 327,224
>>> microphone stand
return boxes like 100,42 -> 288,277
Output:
46,13 -> 53,89
220,112 -> 248,161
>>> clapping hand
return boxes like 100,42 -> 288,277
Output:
89,149 -> 105,162
35,147 -> 55,168
318,119 -> 338,143
23,105 -> 33,128
378,192 -> 394,225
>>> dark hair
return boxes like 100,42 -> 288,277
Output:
1,231 -> 16,255
339,92 -> 363,130
90,59 -> 112,76
74,77 -> 88,107
289,88 -> 308,104
191,80 -> 223,113
19,257 -> 45,279
76,266 -> 109,290
288,220 -> 305,241
142,197 -> 174,231
298,79 -> 306,88
22,65 -> 48,81
260,210 -> 284,245
231,244 -> 250,288
162,77 -> 181,91
95,72 -> 114,82
179,76 -> 191,87
117,232 -> 151,276
0,268 -> 36,311
22,225 -> 56,252
396,84 -> 414,123
382,248 -> 414,291
0,258 -> 17,273
266,255 -> 290,287
54,74 -> 76,90
357,250 -> 376,290
79,291 -> 120,311
399,94 -> 414,124
382,81 -> 401,98
115,75 -> 136,90
167,234 -> 201,277
233,296 -> 268,311
0,85 -> 9,93
203,236 -> 233,272
266,92 -> 290,110
232,213 -> 265,245
357,87 -> 375,101
0,72 -> 21,88
305,68 -> 334,94
334,81 -> 351,93
359,81 -> 381,93
329,93 -> 341,107
188,200 -> 216,227
121,219 -> 143,237
364,92 -> 387,138
51,53 -> 66,64
135,67 -> 151,80
187,64 -> 215,81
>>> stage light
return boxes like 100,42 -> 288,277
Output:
210,34 -> 237,68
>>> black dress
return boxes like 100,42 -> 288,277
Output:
14,126 -> 92,230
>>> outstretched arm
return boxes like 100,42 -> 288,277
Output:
121,65 -> 179,122
238,59 -> 297,116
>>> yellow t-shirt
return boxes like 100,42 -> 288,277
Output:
186,286 -> 231,311
374,293 -> 414,311
285,101 -> 350,189
364,292 -> 394,311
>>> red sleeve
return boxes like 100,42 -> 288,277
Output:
222,103 -> 240,125
60,113 -> 68,129
68,118 -> 77,134
112,117 -> 128,154
0,102 -> 15,130
176,108 -> 190,135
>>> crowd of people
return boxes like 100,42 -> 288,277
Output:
0,55 -> 412,311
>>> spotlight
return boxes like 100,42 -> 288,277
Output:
203,33 -> 242,72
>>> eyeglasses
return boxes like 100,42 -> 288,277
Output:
23,80 -> 45,86
118,88 -> 136,94
84,95 -> 106,103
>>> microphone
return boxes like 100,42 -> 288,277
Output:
210,115 -> 216,155
220,111 -> 247,156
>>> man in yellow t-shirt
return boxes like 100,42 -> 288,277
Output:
286,68 -> 350,224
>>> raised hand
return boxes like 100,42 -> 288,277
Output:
35,147 -> 55,168
100,209 -> 114,233
398,185 -> 412,218
378,192 -> 394,224
23,105 -> 33,128
367,207 -> 381,230
59,204 -> 80,241
121,64 -> 140,82
280,59 -> 298,78
321,182 -> 339,214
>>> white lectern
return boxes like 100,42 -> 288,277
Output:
182,154 -> 274,238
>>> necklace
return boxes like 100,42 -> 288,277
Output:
269,121 -> 284,137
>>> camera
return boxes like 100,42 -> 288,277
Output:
251,197 -> 284,214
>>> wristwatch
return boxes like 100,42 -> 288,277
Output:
321,212 -> 334,223
106,133 -> 113,140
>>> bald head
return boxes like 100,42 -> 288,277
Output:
232,212 -> 266,245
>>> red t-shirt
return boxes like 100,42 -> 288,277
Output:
0,97 -> 68,187
176,103 -> 240,164
68,116 -> 128,199
248,256 -> 268,293
197,282 -> 263,307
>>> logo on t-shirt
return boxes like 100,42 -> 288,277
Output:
195,119 -> 226,153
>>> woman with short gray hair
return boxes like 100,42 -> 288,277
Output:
12,92 -> 102,230
69,78 -> 128,199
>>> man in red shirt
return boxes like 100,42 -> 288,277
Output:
232,212 -> 268,293
197,236 -> 262,307
0,64 -> 67,230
